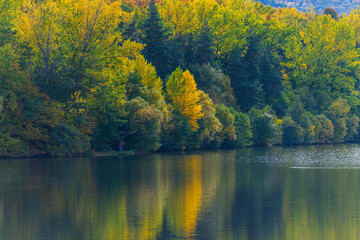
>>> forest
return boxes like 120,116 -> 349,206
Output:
1,0 -> 360,156
259,0 -> 360,15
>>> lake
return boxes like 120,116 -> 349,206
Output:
1,144 -> 360,239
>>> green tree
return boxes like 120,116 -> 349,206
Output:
226,40 -> 264,111
142,0 -> 170,78
194,21 -> 216,66
325,98 -> 350,143
194,91 -> 222,148
260,49 -> 283,105
190,63 -> 235,106
230,107 -> 253,147
83,68 -> 127,151
282,116 -> 304,146
126,97 -> 163,152
283,15 -> 358,112
344,115 -> 359,142
248,106 -> 276,146
315,114 -> 334,144
215,104 -> 236,146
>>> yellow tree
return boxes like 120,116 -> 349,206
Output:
166,68 -> 203,131
59,0 -> 139,69
16,0 -> 142,87
123,56 -> 163,103
16,0 -> 64,82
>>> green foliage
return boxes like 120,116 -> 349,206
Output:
248,107 -> 276,146
315,114 -> 334,144
190,63 -> 235,106
47,123 -> 89,156
344,115 -> 359,142
3,0 -> 360,155
194,21 -> 216,66
194,91 -> 222,148
260,50 -> 283,105
126,98 -> 163,152
142,0 -> 170,78
226,37 -> 269,111
215,104 -> 236,147
160,111 -> 193,151
282,116 -> 304,146
84,69 -> 127,151
325,98 -> 350,143
285,96 -> 315,144
230,108 -> 253,147
283,15 -> 358,113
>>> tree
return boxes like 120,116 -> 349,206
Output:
283,15 -> 358,112
226,39 -> 264,111
326,98 -> 350,143
166,68 -> 203,131
225,46 -> 249,109
183,33 -> 196,67
282,116 -> 304,146
190,91 -> 222,148
126,97 -> 163,152
260,49 -> 283,105
323,7 -> 339,20
315,114 -> 334,144
215,104 -> 236,146
286,96 -> 315,144
17,0 -> 142,101
248,107 -> 276,146
344,115 -> 359,142
142,0 -> 170,79
190,63 -> 235,106
230,107 -> 253,147
168,36 -> 185,72
16,0 -> 65,96
194,21 -> 215,66
242,36 -> 264,109
83,68 -> 127,151
0,44 -> 88,156
124,56 -> 163,104
0,0 -> 18,47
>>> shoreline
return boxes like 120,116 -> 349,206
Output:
0,142 -> 358,159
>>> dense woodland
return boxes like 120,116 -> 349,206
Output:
259,0 -> 360,14
2,0 -> 360,156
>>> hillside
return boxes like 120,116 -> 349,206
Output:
258,0 -> 360,14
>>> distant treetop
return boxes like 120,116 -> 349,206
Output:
258,0 -> 356,15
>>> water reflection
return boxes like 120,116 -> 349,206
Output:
2,145 -> 360,239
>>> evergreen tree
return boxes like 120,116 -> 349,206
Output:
226,38 -> 264,111
168,36 -> 185,72
226,46 -> 249,110
243,36 -> 264,109
194,21 -> 216,66
123,18 -> 142,43
142,0 -> 170,79
260,49 -> 282,105
183,33 -> 196,68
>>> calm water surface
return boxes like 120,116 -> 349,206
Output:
2,144 -> 360,239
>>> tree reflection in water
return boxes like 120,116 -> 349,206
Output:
2,145 -> 360,239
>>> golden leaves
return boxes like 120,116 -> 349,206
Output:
166,68 -> 203,131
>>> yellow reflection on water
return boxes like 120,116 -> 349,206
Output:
167,154 -> 203,239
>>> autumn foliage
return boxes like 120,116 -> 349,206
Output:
1,0 -> 360,155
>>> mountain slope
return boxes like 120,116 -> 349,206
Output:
258,0 -> 360,15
